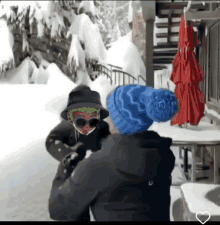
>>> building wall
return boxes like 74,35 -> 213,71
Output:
198,21 -> 220,178
154,15 -> 220,179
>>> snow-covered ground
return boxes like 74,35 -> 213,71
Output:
0,62 -> 77,220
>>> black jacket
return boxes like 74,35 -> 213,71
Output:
45,119 -> 111,221
45,119 -> 111,162
48,130 -> 175,221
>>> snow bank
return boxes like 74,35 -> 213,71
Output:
106,31 -> 146,85
90,74 -> 117,108
30,65 -> 49,84
0,57 -> 35,84
0,18 -> 14,73
46,63 -> 76,88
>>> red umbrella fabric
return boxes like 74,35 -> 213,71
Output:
170,15 -> 205,126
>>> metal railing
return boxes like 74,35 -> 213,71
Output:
107,64 -> 122,71
92,63 -> 147,86
93,64 -> 113,85
112,69 -> 137,85
138,75 -> 146,85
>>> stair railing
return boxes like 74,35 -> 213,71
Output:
93,63 -> 142,86
112,69 -> 137,85
138,75 -> 146,85
93,64 -> 113,85
108,64 -> 122,71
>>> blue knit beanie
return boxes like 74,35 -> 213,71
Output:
107,85 -> 178,135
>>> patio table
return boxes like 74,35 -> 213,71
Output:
172,140 -> 220,184
149,121 -> 220,184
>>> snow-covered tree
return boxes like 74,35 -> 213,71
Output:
0,0 -> 146,87
0,0 -> 100,78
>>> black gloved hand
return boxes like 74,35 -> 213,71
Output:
62,142 -> 87,179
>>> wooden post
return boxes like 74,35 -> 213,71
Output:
168,10 -> 173,46
214,147 -> 219,184
140,1 -> 155,88
191,145 -> 197,182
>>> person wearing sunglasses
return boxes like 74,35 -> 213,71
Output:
48,84 -> 178,222
45,84 -> 110,161
67,107 -> 101,136
45,84 -> 110,221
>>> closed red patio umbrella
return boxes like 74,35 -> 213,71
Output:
170,15 -> 205,126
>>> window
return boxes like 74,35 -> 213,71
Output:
208,20 -> 220,106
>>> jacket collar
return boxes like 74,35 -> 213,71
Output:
111,130 -> 172,149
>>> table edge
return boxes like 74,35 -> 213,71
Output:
172,141 -> 220,146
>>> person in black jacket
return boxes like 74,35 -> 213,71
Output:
45,84 -> 110,221
48,84 -> 178,221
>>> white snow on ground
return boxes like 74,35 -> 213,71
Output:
0,85 -> 64,163
0,64 -> 78,220
0,85 -> 65,205
149,120 -> 220,142
0,64 -> 77,163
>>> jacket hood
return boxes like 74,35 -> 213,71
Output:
101,130 -> 174,182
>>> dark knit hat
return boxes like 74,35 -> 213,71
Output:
61,85 -> 109,120
107,85 -> 178,135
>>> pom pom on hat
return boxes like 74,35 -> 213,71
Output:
139,88 -> 178,122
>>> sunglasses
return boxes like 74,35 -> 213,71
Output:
72,118 -> 100,128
